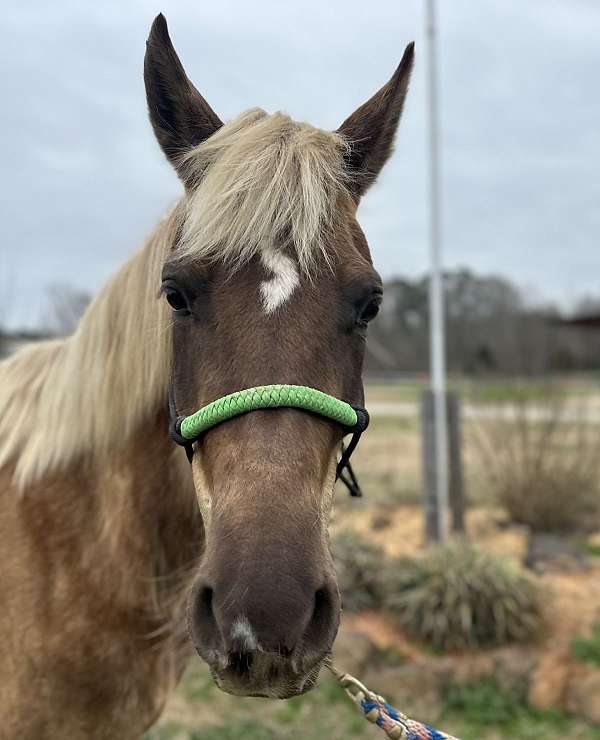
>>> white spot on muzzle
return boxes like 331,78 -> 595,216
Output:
260,247 -> 299,313
231,616 -> 261,652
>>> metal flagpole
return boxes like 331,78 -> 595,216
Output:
426,0 -> 449,542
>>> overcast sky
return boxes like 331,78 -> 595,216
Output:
1,0 -> 599,328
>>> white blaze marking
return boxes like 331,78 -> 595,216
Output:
231,616 -> 260,652
260,247 -> 299,313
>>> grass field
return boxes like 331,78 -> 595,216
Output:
364,374 -> 600,405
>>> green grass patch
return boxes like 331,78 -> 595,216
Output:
364,376 -> 599,407
572,621 -> 600,667
460,380 -> 565,404
189,720 -> 275,740
180,664 -> 219,703
578,542 -> 600,558
442,678 -> 600,740
145,722 -> 186,740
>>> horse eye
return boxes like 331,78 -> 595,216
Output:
164,287 -> 189,314
357,298 -> 381,326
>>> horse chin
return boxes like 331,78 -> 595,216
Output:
209,659 -> 323,700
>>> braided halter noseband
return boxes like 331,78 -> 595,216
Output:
168,384 -> 369,497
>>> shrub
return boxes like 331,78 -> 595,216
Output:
495,465 -> 600,535
331,529 -> 387,612
382,544 -> 543,650
470,386 -> 600,534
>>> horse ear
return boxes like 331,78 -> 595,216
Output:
337,42 -> 415,199
144,14 -> 223,184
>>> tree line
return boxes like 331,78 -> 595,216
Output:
367,268 -> 600,375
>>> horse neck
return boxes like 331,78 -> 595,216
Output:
2,207 -> 182,489
58,205 -> 203,607
2,203 -> 203,617
89,409 -> 201,618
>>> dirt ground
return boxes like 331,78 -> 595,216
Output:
334,503 -> 600,702
151,502 -> 600,739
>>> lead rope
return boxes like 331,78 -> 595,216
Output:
325,659 -> 461,740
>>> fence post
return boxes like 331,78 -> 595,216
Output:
421,390 -> 439,542
447,392 -> 465,533
421,390 -> 465,542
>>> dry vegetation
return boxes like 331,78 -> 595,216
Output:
468,388 -> 600,533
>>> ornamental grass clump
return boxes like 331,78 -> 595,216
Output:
382,544 -> 543,650
331,529 -> 387,612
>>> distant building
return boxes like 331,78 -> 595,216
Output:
560,314 -> 600,330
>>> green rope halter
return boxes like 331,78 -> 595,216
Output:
179,384 -> 358,439
168,384 -> 369,496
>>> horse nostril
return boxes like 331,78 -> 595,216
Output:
198,585 -> 214,621
229,649 -> 254,677
196,586 -> 216,627
295,581 -> 340,663
188,582 -> 219,660
312,586 -> 331,630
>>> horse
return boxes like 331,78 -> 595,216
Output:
0,14 -> 414,739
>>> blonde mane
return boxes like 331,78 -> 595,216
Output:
0,109 -> 350,488
0,212 -> 180,489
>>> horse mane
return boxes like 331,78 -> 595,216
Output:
0,211 -> 181,489
0,109 -> 350,488
177,108 -> 350,270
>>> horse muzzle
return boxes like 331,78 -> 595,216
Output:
208,650 -> 324,699
187,572 -> 341,698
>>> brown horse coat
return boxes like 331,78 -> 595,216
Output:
0,14 -> 413,738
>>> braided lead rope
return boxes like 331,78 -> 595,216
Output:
325,661 -> 461,740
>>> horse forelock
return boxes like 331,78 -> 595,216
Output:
175,108 -> 351,273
